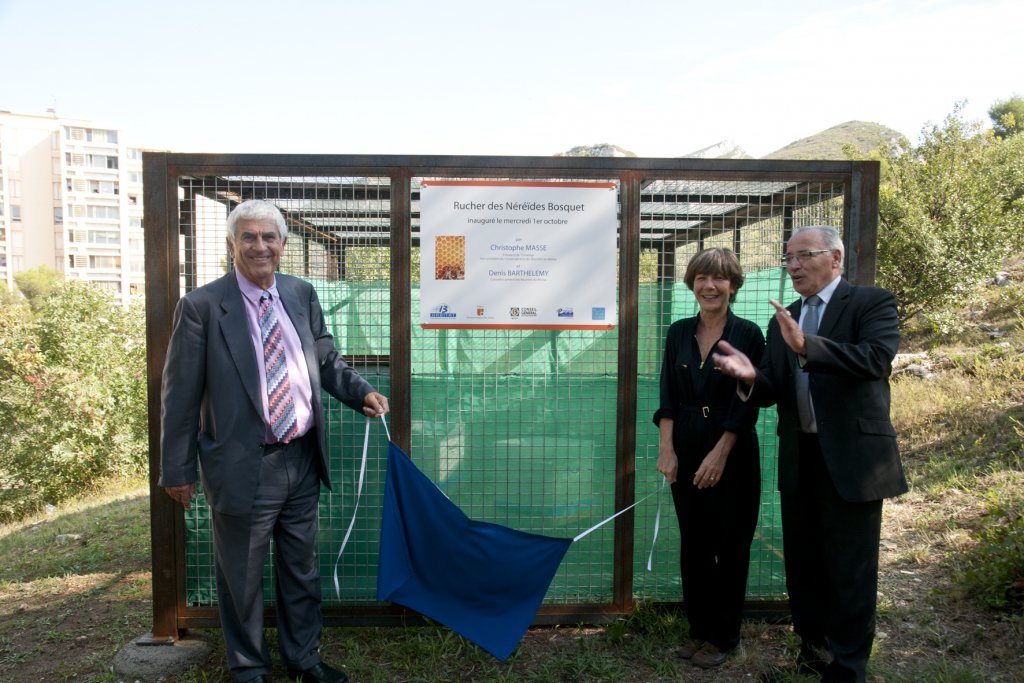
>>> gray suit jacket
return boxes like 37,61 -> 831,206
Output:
159,272 -> 374,516
748,278 -> 907,502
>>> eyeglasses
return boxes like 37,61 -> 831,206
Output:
781,249 -> 831,265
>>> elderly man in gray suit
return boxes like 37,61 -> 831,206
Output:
713,226 -> 906,683
160,199 -> 389,683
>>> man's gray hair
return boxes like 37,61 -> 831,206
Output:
226,200 -> 288,242
793,225 -> 844,267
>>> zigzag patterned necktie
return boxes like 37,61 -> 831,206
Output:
259,290 -> 298,443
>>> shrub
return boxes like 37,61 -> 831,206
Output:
0,282 -> 147,522
955,482 -> 1024,614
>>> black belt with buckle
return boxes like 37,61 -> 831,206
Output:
678,405 -> 715,418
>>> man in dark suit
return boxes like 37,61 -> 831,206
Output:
713,225 -> 906,683
160,200 -> 389,683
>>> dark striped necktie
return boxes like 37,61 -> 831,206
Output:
795,294 -> 822,432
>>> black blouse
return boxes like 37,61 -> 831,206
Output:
653,310 -> 766,455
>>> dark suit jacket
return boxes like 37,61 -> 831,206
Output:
159,272 -> 374,516
748,278 -> 907,502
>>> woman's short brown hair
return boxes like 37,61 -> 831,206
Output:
683,248 -> 745,303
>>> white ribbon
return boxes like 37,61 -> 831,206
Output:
333,417 -> 667,599
571,477 -> 667,572
332,417 -> 374,599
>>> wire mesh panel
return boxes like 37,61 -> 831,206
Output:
632,178 -> 846,603
409,176 -> 622,604
175,174 -> 392,608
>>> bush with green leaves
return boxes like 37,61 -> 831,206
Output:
956,482 -> 1024,614
0,281 -> 147,522
875,103 -> 1024,331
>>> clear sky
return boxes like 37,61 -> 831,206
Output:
1,0 -> 1020,158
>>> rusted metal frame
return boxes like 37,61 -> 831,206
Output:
844,161 -> 880,285
612,172 -> 642,613
389,169 -> 413,453
160,153 -> 858,178
176,604 -> 630,630
143,152 -> 186,643
148,155 -> 878,628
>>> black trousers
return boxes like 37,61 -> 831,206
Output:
211,431 -> 324,682
781,433 -> 883,683
671,451 -> 760,650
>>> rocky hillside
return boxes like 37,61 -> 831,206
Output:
563,121 -> 906,160
763,120 -> 907,160
556,143 -> 637,158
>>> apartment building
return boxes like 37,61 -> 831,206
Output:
0,110 -> 145,306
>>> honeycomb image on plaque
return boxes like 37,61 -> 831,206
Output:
435,235 -> 466,280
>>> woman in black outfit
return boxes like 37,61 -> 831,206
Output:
654,248 -> 765,669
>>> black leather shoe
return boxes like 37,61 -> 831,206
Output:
797,643 -> 830,676
286,661 -> 348,683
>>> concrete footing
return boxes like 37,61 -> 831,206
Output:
112,632 -> 212,683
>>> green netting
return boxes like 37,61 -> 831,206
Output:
185,272 -> 797,606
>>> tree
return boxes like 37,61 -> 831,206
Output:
13,265 -> 63,312
0,282 -> 147,522
875,104 -> 1023,329
989,95 -> 1024,139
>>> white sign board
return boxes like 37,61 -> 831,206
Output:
419,181 -> 618,329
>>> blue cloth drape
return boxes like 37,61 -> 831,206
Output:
377,441 -> 572,660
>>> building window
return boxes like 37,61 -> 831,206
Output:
89,255 -> 120,269
88,230 -> 120,244
11,206 -> 20,221
130,259 -> 145,274
127,148 -> 142,161
84,129 -> 118,144
129,238 -> 144,252
53,182 -> 62,200
85,154 -> 118,170
129,217 -> 143,229
9,180 -> 21,198
88,180 -> 119,195
128,171 -> 143,184
54,207 -> 63,223
86,205 -> 120,219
